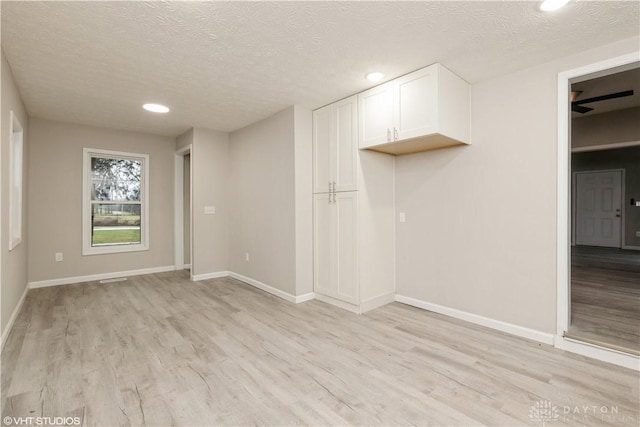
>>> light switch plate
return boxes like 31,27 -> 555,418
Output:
204,206 -> 216,214
399,212 -> 406,223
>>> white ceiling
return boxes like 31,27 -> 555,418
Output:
2,1 -> 639,137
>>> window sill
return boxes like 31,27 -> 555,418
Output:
82,243 -> 149,256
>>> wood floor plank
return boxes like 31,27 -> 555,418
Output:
2,270 -> 639,426
570,246 -> 640,353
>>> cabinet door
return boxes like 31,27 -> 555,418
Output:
334,96 -> 358,192
334,191 -> 359,304
395,66 -> 438,141
313,193 -> 333,297
313,105 -> 332,194
358,82 -> 394,149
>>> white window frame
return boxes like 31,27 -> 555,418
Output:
9,111 -> 24,251
82,148 -> 149,255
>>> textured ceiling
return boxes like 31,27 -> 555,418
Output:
2,1 -> 639,137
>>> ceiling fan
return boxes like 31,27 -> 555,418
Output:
571,89 -> 634,114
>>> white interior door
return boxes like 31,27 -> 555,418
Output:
575,170 -> 622,248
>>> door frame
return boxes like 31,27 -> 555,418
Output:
556,53 -> 639,370
174,145 -> 193,279
572,168 -> 625,248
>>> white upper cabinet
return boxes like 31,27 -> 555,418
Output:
358,63 -> 470,156
313,95 -> 358,193
395,67 -> 438,141
358,82 -> 394,148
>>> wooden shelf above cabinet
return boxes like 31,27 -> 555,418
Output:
363,133 -> 468,156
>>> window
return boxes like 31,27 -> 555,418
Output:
83,148 -> 149,255
9,111 -> 24,251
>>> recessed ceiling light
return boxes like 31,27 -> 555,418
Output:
540,0 -> 570,12
366,72 -> 385,82
143,103 -> 170,113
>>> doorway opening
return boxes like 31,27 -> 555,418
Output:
174,145 -> 193,277
557,57 -> 640,366
569,157 -> 639,353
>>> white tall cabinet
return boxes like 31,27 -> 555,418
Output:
313,95 -> 395,313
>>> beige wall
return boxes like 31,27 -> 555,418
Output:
27,118 -> 175,283
190,128 -> 229,276
293,105 -> 313,295
229,107 -> 297,294
1,51 -> 30,337
176,128 -> 193,151
572,107 -> 640,149
395,36 -> 639,334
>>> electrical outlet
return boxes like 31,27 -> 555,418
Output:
55,252 -> 63,262
204,206 -> 216,214
399,212 -> 406,223
636,231 -> 640,238
245,253 -> 250,261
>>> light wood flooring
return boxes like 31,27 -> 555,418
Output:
570,246 -> 640,354
2,271 -> 639,426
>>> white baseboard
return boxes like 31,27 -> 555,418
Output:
622,245 -> 640,251
192,270 -> 229,281
229,272 -> 312,304
360,292 -> 395,313
555,336 -> 639,371
395,294 -> 555,345
183,264 -> 191,269
314,292 -> 394,314
295,292 -> 315,303
314,293 -> 361,314
28,265 -> 176,289
1,285 -> 28,350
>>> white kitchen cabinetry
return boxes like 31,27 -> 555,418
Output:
359,63 -> 470,156
313,192 -> 359,305
313,96 -> 358,194
358,82 -> 394,148
312,97 -> 395,313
